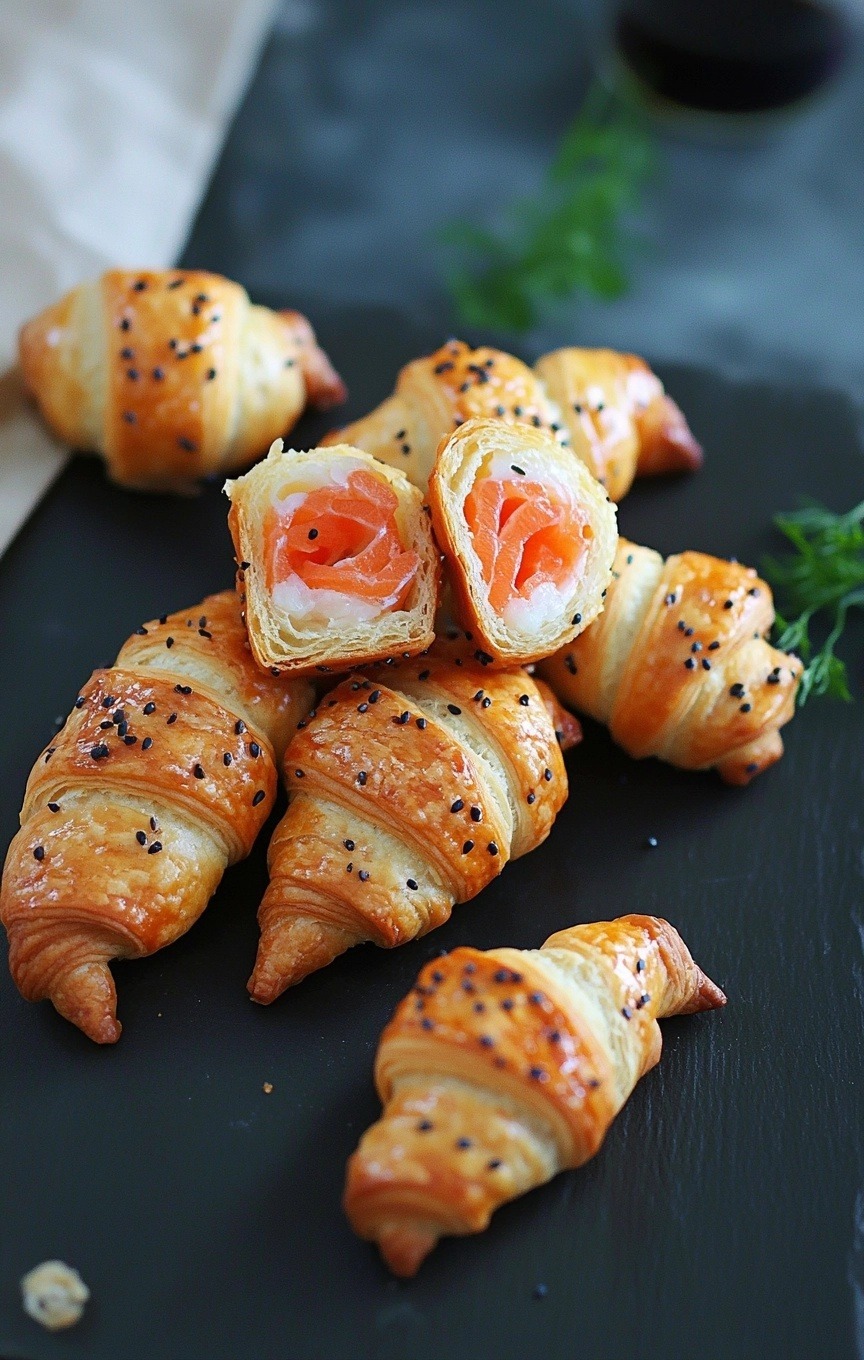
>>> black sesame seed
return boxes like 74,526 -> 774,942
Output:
359,870 -> 370,882
420,1018 -> 434,1031
74,696 -> 85,708
702,659 -> 711,670
519,694 -> 530,706
526,791 -> 536,805
119,317 -> 131,331
143,701 -> 156,715
450,799 -> 464,813
165,637 -> 174,649
123,734 -> 137,746
417,1119 -> 433,1131
120,347 -> 134,360
252,790 -> 266,806
462,840 -> 474,854
122,410 -> 136,424
730,683 -> 745,697
178,437 -> 197,452
447,704 -> 462,715
175,684 -> 191,695
294,769 -> 304,779
148,841 -> 163,854
621,1007 -> 632,1020
47,802 -> 60,813
470,806 -> 482,823
529,1067 -> 547,1081
249,741 -> 261,758
416,717 -> 427,729
167,713 -> 177,725
136,830 -> 148,846
456,1137 -> 472,1149
543,768 -> 552,781
766,673 -> 781,685
740,702 -> 752,713
357,702 -> 369,713
691,641 -> 702,653
90,744 -> 109,760
488,1158 -> 502,1170
487,842 -> 499,856
33,845 -> 45,861
142,737 -> 153,750
684,657 -> 696,670
235,720 -> 246,734
406,879 -> 419,891
724,599 -> 734,609
357,771 -> 367,786
709,641 -> 720,650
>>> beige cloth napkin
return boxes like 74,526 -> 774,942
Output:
0,0 -> 278,554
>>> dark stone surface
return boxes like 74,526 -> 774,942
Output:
0,307 -> 863,1359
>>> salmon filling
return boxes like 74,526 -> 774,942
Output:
464,472 -> 589,629
264,468 -> 420,624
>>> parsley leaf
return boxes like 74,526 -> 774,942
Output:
762,499 -> 864,704
439,84 -> 656,333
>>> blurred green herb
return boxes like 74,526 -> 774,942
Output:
762,499 -> 864,704
439,83 -> 656,333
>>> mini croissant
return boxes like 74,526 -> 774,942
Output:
323,339 -> 700,500
344,913 -> 725,1275
539,539 -> 801,783
226,440 -> 439,675
248,645 -> 580,1003
0,592 -> 313,1042
19,269 -> 346,490
428,418 -> 617,666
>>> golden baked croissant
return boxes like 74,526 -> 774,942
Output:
428,418 -> 617,665
0,592 -> 313,1042
322,338 -> 700,500
344,913 -> 725,1276
539,538 -> 801,783
19,269 -> 346,490
248,646 -> 580,1003
226,440 -> 439,675
533,347 -> 702,500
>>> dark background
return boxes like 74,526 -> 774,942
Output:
2,3 -> 864,1358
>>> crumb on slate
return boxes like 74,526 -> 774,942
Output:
21,1260 -> 89,1330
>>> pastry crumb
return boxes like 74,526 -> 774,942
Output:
21,1260 -> 89,1330
263,1082 -> 273,1094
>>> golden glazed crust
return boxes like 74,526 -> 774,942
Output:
0,592 -> 313,1043
539,538 -> 800,783
322,339 -> 567,489
322,339 -> 700,500
344,914 -> 725,1276
18,270 -> 345,490
248,648 -> 572,1003
428,418 -> 617,666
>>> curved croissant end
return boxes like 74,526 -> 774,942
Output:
248,911 -> 358,1003
6,920 -> 124,1044
278,310 -> 347,410
50,958 -> 122,1045
635,392 -> 704,478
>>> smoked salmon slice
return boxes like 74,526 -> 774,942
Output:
265,469 -> 420,612
464,477 -> 589,614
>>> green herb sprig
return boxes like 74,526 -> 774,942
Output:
762,499 -> 864,704
439,84 -> 656,333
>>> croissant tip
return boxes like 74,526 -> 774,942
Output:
376,1223 -> 439,1278
247,965 -> 287,1006
49,960 -> 122,1043
698,974 -> 727,1010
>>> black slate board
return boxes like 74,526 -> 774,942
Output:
2,306 -> 864,1360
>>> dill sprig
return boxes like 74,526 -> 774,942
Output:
762,499 -> 864,704
439,84 -> 656,333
